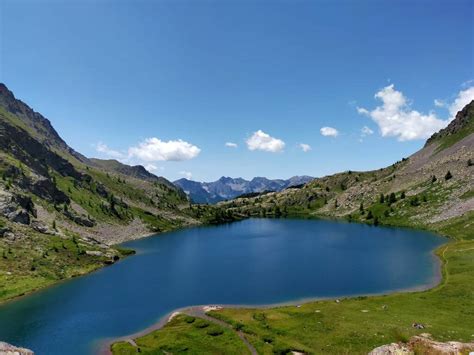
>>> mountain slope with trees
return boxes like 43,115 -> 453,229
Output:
0,83 -> 230,302
219,101 -> 474,234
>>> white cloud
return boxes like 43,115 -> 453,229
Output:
320,127 -> 339,137
225,142 -> 238,148
361,126 -> 374,136
357,107 -> 369,115
357,84 -> 448,141
95,142 -> 125,159
144,164 -> 161,173
434,99 -> 445,108
299,143 -> 312,152
128,138 -> 201,161
448,86 -> 474,119
179,171 -> 193,180
246,130 -> 285,153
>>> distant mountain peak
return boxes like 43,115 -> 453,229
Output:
174,175 -> 314,204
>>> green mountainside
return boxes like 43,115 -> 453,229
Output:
219,101 -> 474,236
0,83 -> 231,302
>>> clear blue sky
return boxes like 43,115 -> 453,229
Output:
1,0 -> 473,181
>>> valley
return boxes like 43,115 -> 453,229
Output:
0,85 -> 472,354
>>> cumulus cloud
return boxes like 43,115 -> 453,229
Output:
320,127 -> 339,137
357,107 -> 369,115
361,126 -> 374,136
299,143 -> 312,152
357,84 -> 448,141
144,164 -> 161,173
434,99 -> 445,108
246,130 -> 285,153
225,142 -> 238,148
179,171 -> 193,180
448,86 -> 474,119
95,142 -> 125,159
128,138 -> 201,161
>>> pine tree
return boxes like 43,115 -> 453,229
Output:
388,192 -> 397,204
379,193 -> 385,203
366,210 -> 373,219
445,171 -> 453,180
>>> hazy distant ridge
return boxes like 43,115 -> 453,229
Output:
174,176 -> 314,204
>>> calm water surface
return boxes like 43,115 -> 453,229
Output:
0,218 -> 446,354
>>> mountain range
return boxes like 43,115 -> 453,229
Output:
173,175 -> 314,204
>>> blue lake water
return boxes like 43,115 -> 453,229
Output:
0,218 -> 446,354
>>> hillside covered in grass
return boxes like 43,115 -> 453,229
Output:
219,101 -> 474,235
0,83 -> 234,303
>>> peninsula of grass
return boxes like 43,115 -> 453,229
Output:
111,314 -> 250,355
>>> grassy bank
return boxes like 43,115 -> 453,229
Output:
0,217 -> 135,304
111,314 -> 250,355
110,213 -> 474,354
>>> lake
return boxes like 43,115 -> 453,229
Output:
0,218 -> 446,354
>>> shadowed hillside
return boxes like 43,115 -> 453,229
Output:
0,84 -> 233,302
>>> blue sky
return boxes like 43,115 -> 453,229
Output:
1,0 -> 473,182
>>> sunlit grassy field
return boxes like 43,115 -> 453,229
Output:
111,314 -> 250,355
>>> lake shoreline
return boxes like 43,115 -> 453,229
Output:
0,217 -> 440,307
100,238 -> 448,355
0,227 -> 172,306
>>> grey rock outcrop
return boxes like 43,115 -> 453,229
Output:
369,334 -> 474,355
0,341 -> 34,355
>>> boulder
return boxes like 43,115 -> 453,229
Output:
30,221 -> 52,234
85,250 -> 104,257
369,334 -> 474,355
12,195 -> 36,218
0,227 -> 11,238
0,341 -> 34,354
8,210 -> 30,225
369,343 -> 412,355
62,210 -> 96,227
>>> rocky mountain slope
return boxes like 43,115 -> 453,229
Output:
174,175 -> 314,204
219,101 -> 474,235
0,83 -> 228,302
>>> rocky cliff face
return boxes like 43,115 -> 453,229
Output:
0,84 -> 88,164
425,99 -> 474,146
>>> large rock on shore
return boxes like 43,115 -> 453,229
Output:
0,341 -> 34,355
369,333 -> 474,354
